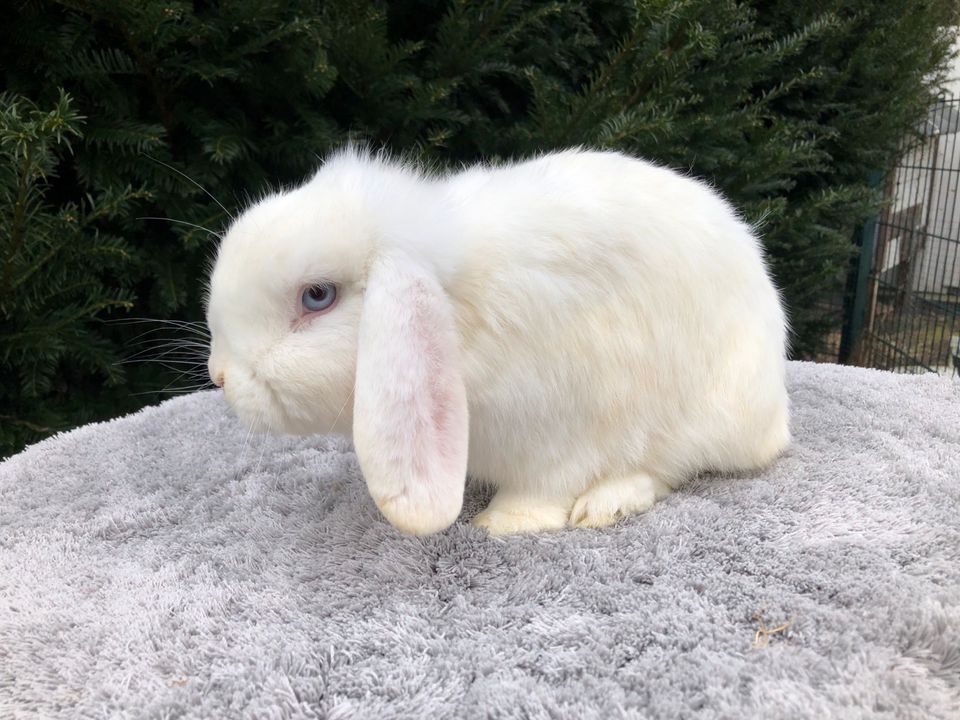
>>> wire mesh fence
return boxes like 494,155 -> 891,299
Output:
838,95 -> 960,378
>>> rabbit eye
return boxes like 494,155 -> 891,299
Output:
301,282 -> 337,313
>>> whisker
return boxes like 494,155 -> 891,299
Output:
161,365 -> 209,388
150,337 -> 208,347
100,320 -> 211,348
129,391 -> 208,398
142,153 -> 235,221
115,319 -> 210,375
107,315 -> 214,398
116,335 -> 209,353
252,431 -> 268,477
118,353 -> 208,366
328,386 -> 355,435
319,377 -> 357,477
115,361 -> 207,372
121,340 -> 210,352
117,366 -> 209,382
138,216 -> 223,240
116,346 -> 209,365
104,316 -> 209,328
124,334 -> 211,347
105,319 -> 210,337
118,345 -> 209,361
119,345 -> 208,364
130,385 -> 213,397
115,362 -> 207,376
233,410 -> 262,482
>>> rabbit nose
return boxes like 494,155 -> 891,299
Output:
212,371 -> 225,388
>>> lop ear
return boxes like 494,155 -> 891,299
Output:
353,253 -> 469,535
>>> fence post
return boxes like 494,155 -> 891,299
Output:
839,171 -> 883,364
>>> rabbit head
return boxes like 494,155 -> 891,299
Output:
206,150 -> 468,535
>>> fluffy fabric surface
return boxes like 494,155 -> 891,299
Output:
1,361 -> 958,719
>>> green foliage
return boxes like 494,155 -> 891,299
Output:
1,0 -> 956,456
0,90 -> 145,451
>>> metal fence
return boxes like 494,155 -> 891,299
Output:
839,95 -> 960,378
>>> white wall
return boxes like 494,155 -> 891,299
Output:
905,32 -> 960,295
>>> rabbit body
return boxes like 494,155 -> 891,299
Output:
206,148 -> 789,536
443,151 -> 789,532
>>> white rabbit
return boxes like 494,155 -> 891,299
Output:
206,147 -> 790,536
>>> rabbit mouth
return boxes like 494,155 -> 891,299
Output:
221,359 -> 354,437
221,370 -> 295,435
248,373 -> 342,436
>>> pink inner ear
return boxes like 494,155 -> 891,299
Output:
414,283 -> 462,473
352,255 -> 469,536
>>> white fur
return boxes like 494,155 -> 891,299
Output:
352,252 -> 469,535
206,148 -> 790,536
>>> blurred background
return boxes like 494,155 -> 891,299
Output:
1,0 -> 958,457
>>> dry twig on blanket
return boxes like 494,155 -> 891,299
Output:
752,610 -> 792,649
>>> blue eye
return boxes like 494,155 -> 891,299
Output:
301,282 -> 337,312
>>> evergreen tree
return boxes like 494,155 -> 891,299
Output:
0,90 -> 145,451
1,0 -> 956,455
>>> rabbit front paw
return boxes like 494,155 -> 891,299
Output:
472,492 -> 571,536
569,473 -> 671,528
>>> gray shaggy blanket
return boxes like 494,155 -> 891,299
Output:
1,361 -> 958,719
